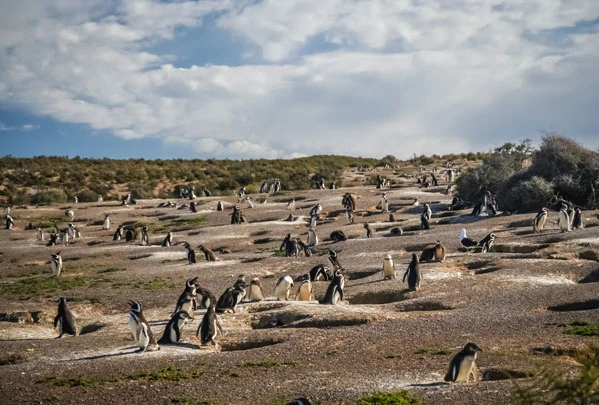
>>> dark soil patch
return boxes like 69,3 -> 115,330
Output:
349,290 -> 408,305
87,241 -> 104,246
253,238 -> 276,245
251,312 -> 311,329
251,231 -> 269,237
532,346 -> 580,356
129,254 -> 153,260
548,299 -> 599,312
493,244 -> 549,254
252,312 -> 369,329
466,260 -> 494,270
482,368 -> 532,381
241,257 -> 265,263
221,338 -> 284,352
348,270 -> 380,280
578,249 -> 599,261
0,353 -> 25,366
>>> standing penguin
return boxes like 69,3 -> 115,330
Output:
196,291 -> 224,349
364,223 -> 372,238
379,193 -> 389,213
403,253 -> 421,291
113,225 -> 124,241
533,207 -> 548,233
37,228 -> 44,241
444,342 -> 483,382
572,208 -> 584,229
158,311 -> 191,344
103,214 -> 110,230
309,204 -> 323,228
296,274 -> 313,301
309,264 -> 332,281
198,245 -> 217,261
382,254 -> 396,280
54,297 -> 78,338
215,284 -> 246,313
321,269 -> 345,305
174,277 -> 199,319
5,214 -> 14,230
423,203 -> 432,221
184,242 -> 196,264
162,231 -> 173,247
434,240 -> 446,262
128,300 -> 160,352
50,252 -> 63,277
247,277 -> 265,302
217,201 -> 224,211
286,198 -> 296,211
306,227 -> 319,247
140,225 -> 149,246
478,233 -> 496,253
274,275 -> 294,301
65,209 -> 74,221
558,203 -> 571,233
328,249 -> 342,270
420,213 -> 430,230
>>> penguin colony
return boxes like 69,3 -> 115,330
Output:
3,174 -> 592,403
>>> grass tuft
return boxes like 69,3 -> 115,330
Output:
357,391 -> 421,405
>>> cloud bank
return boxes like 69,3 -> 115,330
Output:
0,0 -> 598,158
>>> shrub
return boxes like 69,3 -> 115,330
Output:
357,390 -> 421,405
501,176 -> 554,212
30,190 -> 68,205
77,189 -> 98,202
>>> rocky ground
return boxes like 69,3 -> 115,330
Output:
1,173 -> 598,404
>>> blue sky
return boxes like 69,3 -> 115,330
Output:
0,1 -> 598,159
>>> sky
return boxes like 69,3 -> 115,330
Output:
0,0 -> 598,160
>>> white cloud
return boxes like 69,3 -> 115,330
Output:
0,0 -> 598,158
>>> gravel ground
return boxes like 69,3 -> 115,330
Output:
1,182 -> 598,405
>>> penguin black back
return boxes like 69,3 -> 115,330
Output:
320,269 -> 345,305
54,297 -> 77,337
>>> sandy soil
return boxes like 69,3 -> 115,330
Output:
1,175 -> 598,404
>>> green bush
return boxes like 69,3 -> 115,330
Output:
501,176 -> 554,212
357,390 -> 421,405
30,190 -> 68,205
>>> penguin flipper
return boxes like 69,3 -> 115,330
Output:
53,314 -> 60,328
403,267 -> 410,283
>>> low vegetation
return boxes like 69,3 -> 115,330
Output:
357,390 -> 421,405
511,344 -> 599,404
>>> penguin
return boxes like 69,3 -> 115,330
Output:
403,253 -> 421,291
140,225 -> 149,246
558,203 -> 570,232
419,244 -> 436,262
215,284 -> 246,313
572,208 -> 584,229
173,279 -> 198,319
533,207 -> 548,233
364,223 -> 372,238
158,311 -> 191,344
37,227 -> 44,241
280,233 -> 298,257
328,249 -> 342,270
54,297 -> 78,338
273,178 -> 281,193
307,227 -> 318,247
390,227 -> 403,236
342,193 -> 356,211
309,204 -> 323,227
379,193 -> 389,213
50,252 -> 63,277
478,233 -> 496,253
128,300 -> 159,352
444,342 -> 483,383
274,275 -> 294,301
217,201 -> 224,211
5,214 -> 14,230
103,214 -> 110,230
434,240 -> 446,262
196,291 -> 224,348
320,269 -> 345,305
47,233 -> 59,246
198,245 -> 217,261
189,201 -> 197,213
286,198 -> 296,211
382,254 -> 396,280
247,277 -> 264,301
245,196 -> 255,209
471,202 -> 483,217
233,274 -> 247,292
296,274 -> 313,301
309,264 -> 332,282
459,228 -> 478,250
423,203 -> 432,221
162,231 -> 173,247
330,230 -> 347,242
113,225 -> 124,241
125,227 -> 135,242
260,182 -> 268,194
420,214 -> 430,230
184,242 -> 196,264
389,213 -> 396,222
65,209 -> 74,221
